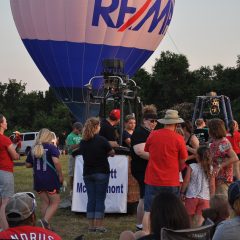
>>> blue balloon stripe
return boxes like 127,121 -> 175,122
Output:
22,39 -> 153,89
125,49 -> 154,75
23,39 -> 72,100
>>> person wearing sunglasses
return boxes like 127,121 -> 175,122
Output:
130,105 -> 158,231
0,192 -> 62,239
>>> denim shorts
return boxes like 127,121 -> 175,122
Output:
0,170 -> 14,198
144,184 -> 179,212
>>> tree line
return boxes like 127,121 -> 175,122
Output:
133,51 -> 240,121
0,80 -> 73,136
1,51 -> 240,136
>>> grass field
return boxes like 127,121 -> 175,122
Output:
14,155 -> 136,240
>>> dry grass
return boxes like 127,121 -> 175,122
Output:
14,155 -> 137,240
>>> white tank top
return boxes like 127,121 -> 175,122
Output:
186,163 -> 210,200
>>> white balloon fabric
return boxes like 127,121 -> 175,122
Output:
10,0 -> 175,121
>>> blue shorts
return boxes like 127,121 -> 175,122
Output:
0,170 -> 14,198
144,184 -> 179,212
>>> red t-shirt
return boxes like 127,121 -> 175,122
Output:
144,128 -> 188,186
0,134 -> 14,172
0,226 -> 62,239
226,131 -> 240,154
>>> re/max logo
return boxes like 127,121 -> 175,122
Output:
92,0 -> 174,35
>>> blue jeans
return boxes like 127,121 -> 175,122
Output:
144,184 -> 180,212
83,173 -> 110,219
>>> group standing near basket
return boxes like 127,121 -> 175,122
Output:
1,108 -> 240,239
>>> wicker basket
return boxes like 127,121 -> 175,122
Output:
127,156 -> 140,203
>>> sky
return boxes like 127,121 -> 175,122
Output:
0,0 -> 239,92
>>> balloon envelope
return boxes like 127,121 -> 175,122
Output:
10,0 -> 175,122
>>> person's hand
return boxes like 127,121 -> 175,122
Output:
180,192 -> 186,201
213,164 -> 222,176
59,174 -> 64,184
108,149 -> 115,157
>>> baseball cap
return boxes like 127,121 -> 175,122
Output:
109,109 -> 121,120
228,180 -> 240,207
6,192 -> 36,222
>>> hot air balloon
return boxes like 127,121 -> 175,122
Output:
10,0 -> 175,123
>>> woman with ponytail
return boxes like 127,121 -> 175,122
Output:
78,117 -> 115,232
26,128 -> 63,230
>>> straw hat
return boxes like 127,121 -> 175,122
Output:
158,110 -> 184,125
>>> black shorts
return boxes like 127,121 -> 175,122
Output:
131,171 -> 145,199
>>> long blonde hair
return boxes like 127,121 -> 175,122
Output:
82,117 -> 100,141
33,128 -> 54,158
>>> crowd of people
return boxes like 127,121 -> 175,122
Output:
1,107 -> 240,239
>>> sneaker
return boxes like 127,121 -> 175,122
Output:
136,224 -> 143,231
39,219 -> 51,230
95,227 -> 107,233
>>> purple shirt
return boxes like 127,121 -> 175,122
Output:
26,143 -> 60,191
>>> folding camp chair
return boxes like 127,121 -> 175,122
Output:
161,219 -> 214,240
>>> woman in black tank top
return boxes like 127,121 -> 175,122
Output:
181,121 -> 199,165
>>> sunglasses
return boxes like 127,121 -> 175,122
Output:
149,119 -> 157,123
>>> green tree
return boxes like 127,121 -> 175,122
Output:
143,51 -> 190,109
133,68 -> 152,103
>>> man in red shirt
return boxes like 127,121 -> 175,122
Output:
0,192 -> 62,239
142,109 -> 188,232
0,114 -> 19,230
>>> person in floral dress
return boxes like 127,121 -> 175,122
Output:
208,118 -> 239,196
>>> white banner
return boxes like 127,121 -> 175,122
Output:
72,155 -> 128,213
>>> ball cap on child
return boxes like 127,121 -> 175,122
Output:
5,192 -> 36,222
228,180 -> 240,207
109,109 -> 121,120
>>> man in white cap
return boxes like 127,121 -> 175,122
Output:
142,109 -> 188,232
0,192 -> 62,239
